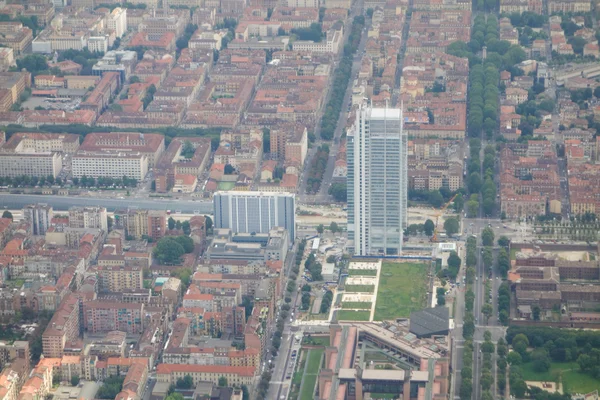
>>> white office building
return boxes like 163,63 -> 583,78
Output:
106,8 -> 127,38
347,105 -> 408,256
213,191 -> 296,240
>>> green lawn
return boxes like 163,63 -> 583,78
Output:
341,301 -> 373,309
345,284 -> 375,293
510,248 -> 518,260
305,349 -> 323,373
299,349 -> 324,400
217,181 -> 235,190
336,310 -> 371,321
303,335 -> 330,346
348,269 -> 378,276
520,361 -> 600,393
374,262 -> 429,320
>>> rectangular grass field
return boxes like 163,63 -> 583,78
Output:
217,181 -> 235,190
336,310 -> 371,321
299,349 -> 324,400
374,262 -> 429,320
348,269 -> 378,276
341,301 -> 373,309
345,284 -> 375,293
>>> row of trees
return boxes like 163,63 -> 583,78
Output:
468,63 -> 500,139
262,241 -> 308,399
479,331 -> 496,400
305,145 -> 330,194
466,139 -> 481,217
320,290 -> 334,314
496,235 -> 511,278
304,253 -> 323,281
167,217 -> 192,235
461,236 -> 476,398
497,337 -> 508,395
319,16 -> 365,140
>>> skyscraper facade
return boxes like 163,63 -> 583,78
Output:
347,105 -> 407,256
213,191 -> 296,240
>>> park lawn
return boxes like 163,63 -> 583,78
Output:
374,262 -> 429,320
336,310 -> 371,321
521,361 -> 600,393
345,284 -> 376,293
562,369 -> 600,393
341,301 -> 373,309
348,269 -> 378,276
217,181 -> 235,190
299,349 -> 324,400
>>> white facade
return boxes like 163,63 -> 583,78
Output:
348,105 -> 408,256
0,153 -> 62,178
291,30 -> 342,54
88,36 -> 109,53
68,206 -> 108,231
72,153 -> 148,180
213,191 -> 296,239
106,8 -> 127,38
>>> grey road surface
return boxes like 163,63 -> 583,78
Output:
0,193 -> 214,214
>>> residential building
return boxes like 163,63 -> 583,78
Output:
72,152 -> 149,180
0,23 -> 33,55
42,294 -> 81,358
106,8 -> 127,38
23,204 -> 53,236
156,364 -> 255,387
83,301 -> 144,334
96,265 -> 143,292
213,191 -> 296,239
79,132 -> 165,168
348,105 -> 408,256
68,207 -> 108,231
113,209 -> 166,241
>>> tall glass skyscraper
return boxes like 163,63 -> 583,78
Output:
347,105 -> 407,256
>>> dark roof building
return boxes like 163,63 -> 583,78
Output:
409,307 -> 449,338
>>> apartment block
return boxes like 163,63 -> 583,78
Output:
0,152 -> 62,179
0,22 -> 32,55
42,294 -> 81,358
80,72 -> 121,115
72,152 -> 148,181
96,265 -> 143,292
113,209 -> 166,241
23,204 -> 53,236
2,132 -> 80,154
83,301 -> 144,334
68,207 -> 108,231
270,124 -> 308,166
106,7 -> 127,38
79,132 -> 165,168
156,364 -> 255,387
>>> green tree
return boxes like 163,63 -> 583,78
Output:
453,193 -> 464,212
507,351 -> 522,365
443,217 -> 459,236
1,211 -> 12,220
482,227 -> 495,246
153,237 -> 185,264
218,376 -> 227,387
16,54 -> 48,74
328,182 -> 347,202
532,304 -> 540,321
316,224 -> 324,234
129,75 -> 141,84
531,348 -> 551,372
429,190 -> 444,208
498,235 -> 510,248
176,375 -> 194,388
424,219 -> 435,236
329,221 -> 339,233
168,217 -> 175,230
71,375 -> 80,386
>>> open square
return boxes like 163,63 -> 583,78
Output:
373,262 -> 429,321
